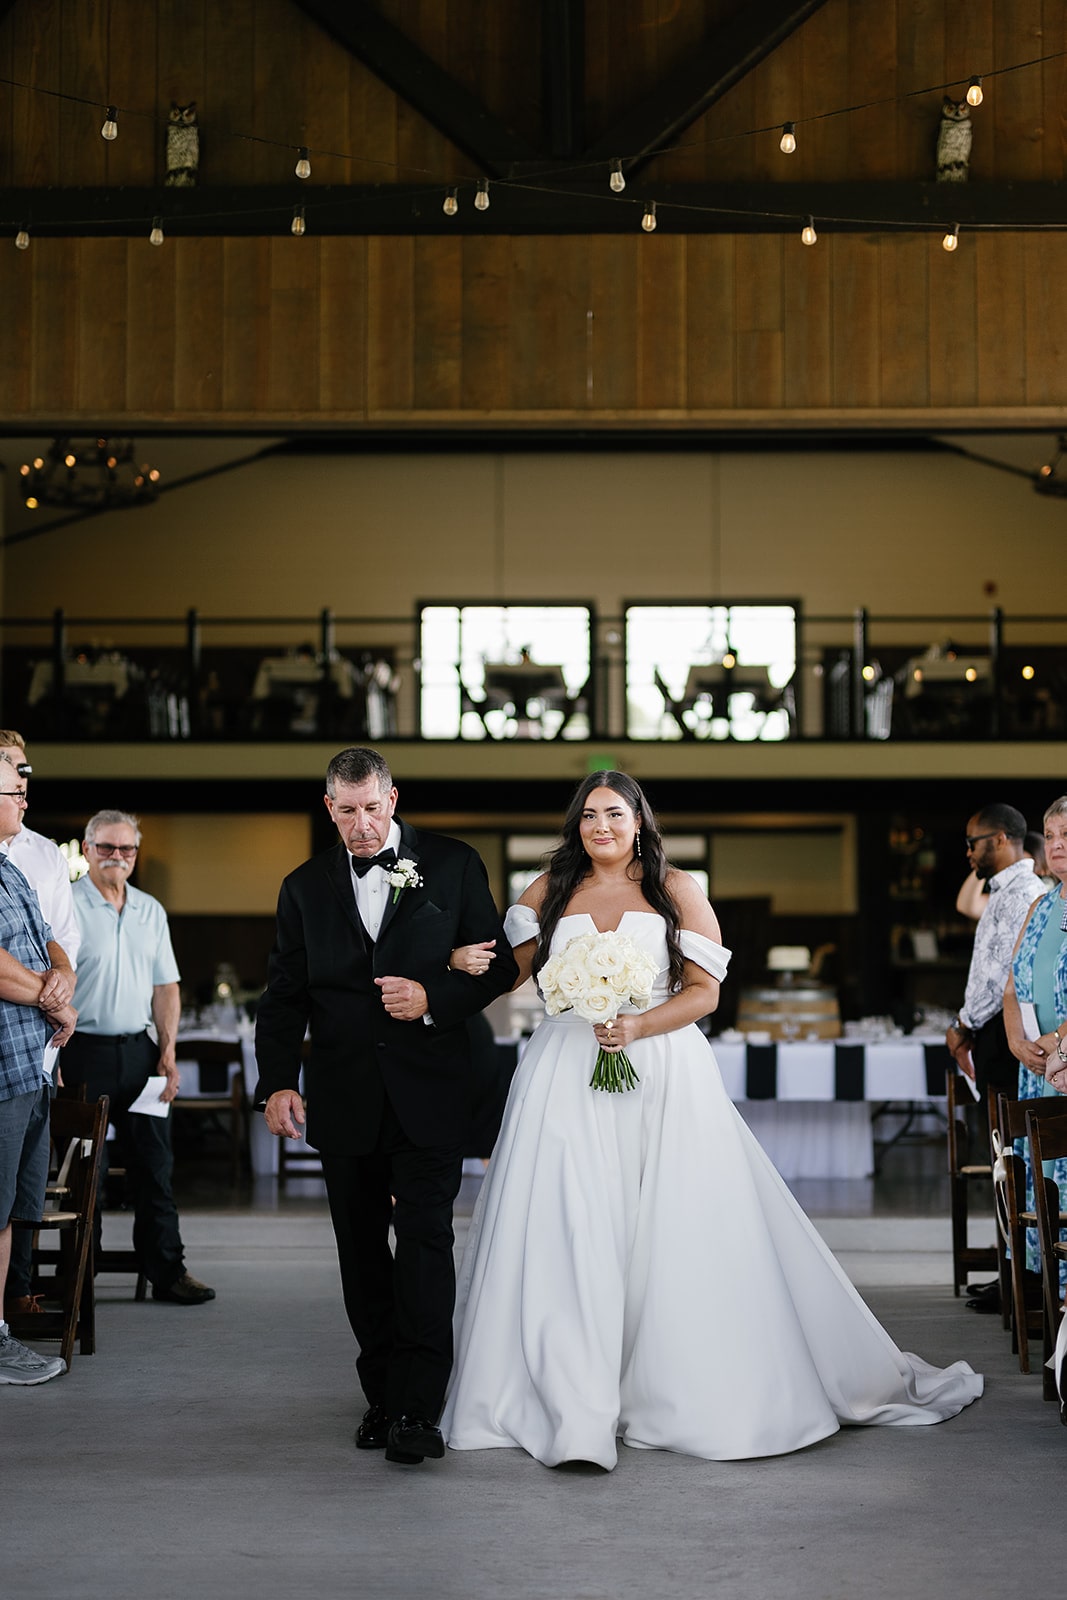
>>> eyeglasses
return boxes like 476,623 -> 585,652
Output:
0,789 -> 28,803
965,831 -> 999,850
90,841 -> 138,858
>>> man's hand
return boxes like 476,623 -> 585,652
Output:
945,1023 -> 974,1077
43,1000 -> 77,1048
157,1050 -> 181,1105
265,1089 -> 306,1139
39,965 -> 76,1009
375,975 -> 429,1022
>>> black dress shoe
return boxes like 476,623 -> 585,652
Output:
355,1404 -> 391,1450
385,1417 -> 445,1465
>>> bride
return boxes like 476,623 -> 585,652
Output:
441,771 -> 982,1468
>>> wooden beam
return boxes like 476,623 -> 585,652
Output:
542,0 -> 584,158
3,182 -> 1066,237
584,0 -> 831,178
292,0 -> 536,176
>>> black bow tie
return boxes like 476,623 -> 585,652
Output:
351,848 -> 397,879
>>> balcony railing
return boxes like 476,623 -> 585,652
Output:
1,606 -> 1064,743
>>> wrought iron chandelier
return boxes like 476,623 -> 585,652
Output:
19,438 -> 161,511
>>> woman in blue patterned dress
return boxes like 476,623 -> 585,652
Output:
1003,796 -> 1067,1279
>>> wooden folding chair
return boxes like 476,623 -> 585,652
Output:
993,1093 -> 1067,1372
9,1094 -> 109,1367
171,1038 -> 250,1186
945,1066 -> 996,1295
1025,1108 -> 1067,1404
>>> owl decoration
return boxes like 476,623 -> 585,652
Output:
935,98 -> 971,182
165,101 -> 199,187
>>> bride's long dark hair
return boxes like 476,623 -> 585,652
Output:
535,770 -> 685,992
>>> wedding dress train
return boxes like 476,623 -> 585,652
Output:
441,909 -> 982,1467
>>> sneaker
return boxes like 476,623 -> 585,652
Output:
0,1330 -> 66,1385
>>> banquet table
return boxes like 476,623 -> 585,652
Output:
711,1035 -> 948,1179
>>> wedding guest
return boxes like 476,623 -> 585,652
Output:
64,810 -> 215,1305
255,748 -> 517,1466
0,753 -> 77,1384
0,730 -> 80,1319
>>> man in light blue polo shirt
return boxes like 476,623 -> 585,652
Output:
65,809 -> 214,1306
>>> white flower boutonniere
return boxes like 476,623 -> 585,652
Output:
385,858 -> 423,905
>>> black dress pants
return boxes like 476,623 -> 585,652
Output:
321,1098 -> 463,1422
61,1030 -> 186,1290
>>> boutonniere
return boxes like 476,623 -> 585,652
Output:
385,858 -> 423,904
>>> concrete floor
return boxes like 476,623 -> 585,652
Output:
7,1199 -> 1067,1600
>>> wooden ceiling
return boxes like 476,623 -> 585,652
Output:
1,0 -> 1066,237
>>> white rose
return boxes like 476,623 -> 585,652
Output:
574,987 -> 615,1023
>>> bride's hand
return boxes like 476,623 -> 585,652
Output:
593,1015 -> 641,1051
449,939 -> 497,976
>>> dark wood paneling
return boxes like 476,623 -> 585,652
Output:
879,234 -> 930,407
927,233 -> 978,407
367,236 -> 415,411
637,237 -> 687,409
175,238 -> 225,413
782,235 -> 831,407
125,235 -> 177,412
684,237 -> 736,410
267,236 -> 320,413
221,238 -> 271,411
461,236 -> 515,411
77,238 -> 129,411
413,235 -> 462,408
319,237 -> 368,412
831,236 -> 881,407
976,230 -> 1027,402
735,235 -> 783,409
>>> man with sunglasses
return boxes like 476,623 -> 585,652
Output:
946,803 -> 1045,1308
63,810 -> 214,1306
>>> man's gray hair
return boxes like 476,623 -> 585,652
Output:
85,808 -> 142,846
325,747 -> 392,799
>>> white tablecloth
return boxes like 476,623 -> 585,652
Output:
176,1028 -> 312,1178
712,1037 -> 946,1180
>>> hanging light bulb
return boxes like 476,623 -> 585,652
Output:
641,202 -> 657,233
801,215 -> 817,246
966,76 -> 984,107
474,179 -> 490,211
295,146 -> 311,180
149,216 -> 164,247
101,105 -> 118,141
942,223 -> 959,252
14,228 -> 29,251
443,188 -> 459,217
609,159 -> 625,194
291,205 -> 306,236
779,121 -> 796,154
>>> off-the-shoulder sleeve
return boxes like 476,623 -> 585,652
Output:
504,904 -> 540,946
680,929 -> 731,982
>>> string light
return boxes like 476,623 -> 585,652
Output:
149,216 -> 164,246
779,121 -> 796,154
14,227 -> 29,250
641,201 -> 657,233
942,222 -> 959,251
101,105 -> 118,141
474,179 -> 490,211
966,76 -> 984,107
291,205 -> 306,236
801,215 -> 817,245
443,188 -> 458,217
609,159 -> 625,193
295,146 -> 311,180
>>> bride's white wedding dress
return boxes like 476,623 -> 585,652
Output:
441,909 -> 982,1467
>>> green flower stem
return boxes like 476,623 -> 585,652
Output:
590,1046 -> 640,1093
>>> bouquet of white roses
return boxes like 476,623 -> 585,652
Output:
539,929 -> 659,1093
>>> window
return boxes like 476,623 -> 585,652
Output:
419,604 -> 593,740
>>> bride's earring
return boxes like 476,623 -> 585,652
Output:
635,831 -> 641,858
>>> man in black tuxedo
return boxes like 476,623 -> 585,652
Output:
255,748 -> 516,1465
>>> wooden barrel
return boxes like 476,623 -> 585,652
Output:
736,984 -> 841,1041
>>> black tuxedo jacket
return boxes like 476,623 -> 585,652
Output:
254,819 -> 517,1154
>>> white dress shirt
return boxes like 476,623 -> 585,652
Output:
350,820 -> 402,942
